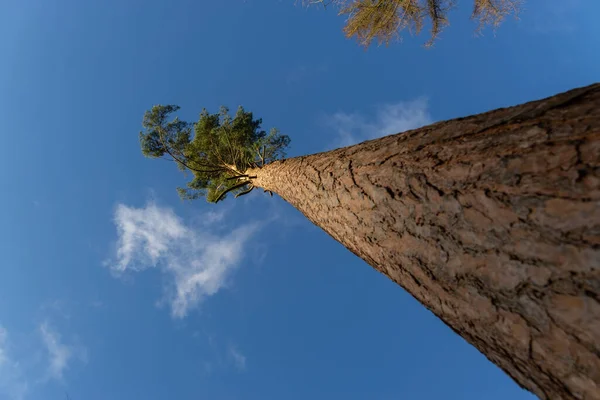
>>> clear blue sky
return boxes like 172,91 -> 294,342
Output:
1,0 -> 598,399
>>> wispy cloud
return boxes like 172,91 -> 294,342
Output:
0,326 -> 28,400
39,322 -> 75,381
107,203 -> 260,318
0,326 -> 7,366
228,345 -> 246,371
202,210 -> 226,226
1,322 -> 85,398
326,98 -> 432,149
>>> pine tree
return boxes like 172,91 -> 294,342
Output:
139,84 -> 600,399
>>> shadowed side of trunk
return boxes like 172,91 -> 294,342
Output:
247,84 -> 600,399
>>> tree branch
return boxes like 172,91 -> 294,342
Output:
156,127 -> 222,174
234,185 -> 255,198
226,174 -> 250,180
215,181 -> 251,203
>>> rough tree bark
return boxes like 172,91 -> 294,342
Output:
247,84 -> 600,399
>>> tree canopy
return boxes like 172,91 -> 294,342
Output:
139,105 -> 290,203
305,0 -> 520,47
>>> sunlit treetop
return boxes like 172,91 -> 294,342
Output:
139,105 -> 290,203
304,0 -> 520,47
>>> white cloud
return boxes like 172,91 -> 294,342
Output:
0,326 -> 7,365
327,98 -> 432,148
108,203 -> 259,318
228,345 -> 246,371
39,322 -> 74,381
202,210 -> 226,226
1,323 -> 84,398
0,326 -> 28,400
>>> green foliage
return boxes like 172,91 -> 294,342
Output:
304,0 -> 520,47
139,105 -> 290,203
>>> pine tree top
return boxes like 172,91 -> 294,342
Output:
140,105 -> 290,203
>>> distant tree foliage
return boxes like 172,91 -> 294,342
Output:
304,0 -> 520,47
139,105 -> 290,203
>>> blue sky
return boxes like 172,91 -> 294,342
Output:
0,0 -> 598,399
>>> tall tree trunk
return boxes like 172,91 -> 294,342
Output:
247,84 -> 600,399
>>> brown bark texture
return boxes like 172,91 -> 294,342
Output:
247,84 -> 600,399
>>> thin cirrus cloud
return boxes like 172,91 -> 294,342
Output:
228,345 -> 247,371
39,322 -> 85,382
1,322 -> 84,399
0,326 -> 7,365
0,325 -> 28,400
107,203 -> 260,318
327,98 -> 432,148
